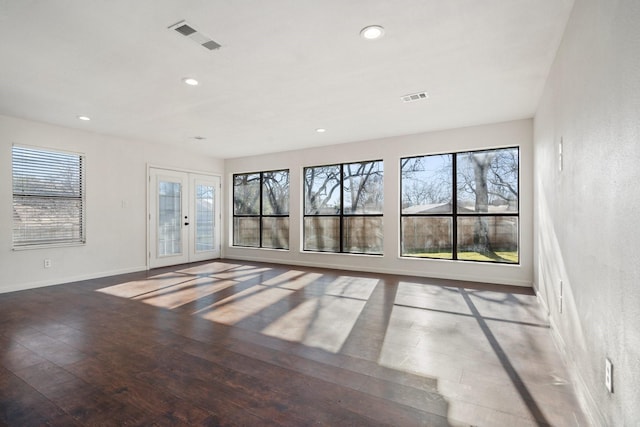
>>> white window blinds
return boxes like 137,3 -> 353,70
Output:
12,145 -> 85,247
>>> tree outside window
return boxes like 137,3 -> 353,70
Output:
401,147 -> 519,263
304,160 -> 383,254
233,170 -> 289,249
12,145 -> 85,247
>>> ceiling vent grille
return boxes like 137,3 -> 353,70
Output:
168,20 -> 221,51
401,92 -> 429,103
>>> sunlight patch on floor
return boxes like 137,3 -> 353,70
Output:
198,285 -> 295,325
263,294 -> 368,353
261,271 -> 324,291
324,276 -> 378,300
136,278 -> 240,310
96,272 -> 195,299
259,276 -> 377,353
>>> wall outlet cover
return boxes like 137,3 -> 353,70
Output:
605,358 -> 613,393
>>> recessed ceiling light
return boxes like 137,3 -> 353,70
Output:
77,115 -> 91,121
360,25 -> 385,40
316,128 -> 326,133
183,77 -> 199,86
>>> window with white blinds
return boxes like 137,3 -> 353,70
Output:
12,145 -> 85,247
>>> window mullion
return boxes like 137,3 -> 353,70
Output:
259,172 -> 263,248
452,153 -> 458,260
339,164 -> 344,253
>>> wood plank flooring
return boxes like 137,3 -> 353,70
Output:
0,260 -> 588,426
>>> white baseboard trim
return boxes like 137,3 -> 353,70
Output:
536,287 -> 603,427
224,255 -> 533,288
0,265 -> 148,294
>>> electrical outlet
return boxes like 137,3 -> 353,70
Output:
558,137 -> 564,172
605,358 -> 613,393
44,259 -> 52,268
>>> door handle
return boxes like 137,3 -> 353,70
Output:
184,222 -> 190,226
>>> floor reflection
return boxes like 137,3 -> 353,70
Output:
90,260 -> 587,426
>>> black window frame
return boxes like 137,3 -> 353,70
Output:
232,169 -> 290,249
400,146 -> 519,264
303,160 -> 384,255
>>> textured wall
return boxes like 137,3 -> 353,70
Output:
225,119 -> 534,287
0,114 -> 224,293
533,0 -> 640,424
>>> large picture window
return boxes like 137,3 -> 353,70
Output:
401,147 -> 519,263
12,145 -> 85,248
304,160 -> 383,255
233,170 -> 289,249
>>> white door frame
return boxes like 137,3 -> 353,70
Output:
147,166 -> 222,269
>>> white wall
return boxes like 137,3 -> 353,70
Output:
225,119 -> 533,287
533,0 -> 640,424
0,114 -> 224,293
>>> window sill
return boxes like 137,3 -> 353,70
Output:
12,242 -> 86,251
301,250 -> 384,257
229,245 -> 290,252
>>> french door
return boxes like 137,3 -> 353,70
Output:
148,168 -> 221,269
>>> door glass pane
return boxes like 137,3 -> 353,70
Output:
195,184 -> 215,252
158,181 -> 182,256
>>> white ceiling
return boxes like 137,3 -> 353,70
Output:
0,0 -> 574,158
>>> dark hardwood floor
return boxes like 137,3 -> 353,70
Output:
0,260 -> 587,426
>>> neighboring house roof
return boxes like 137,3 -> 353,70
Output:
403,203 -> 515,214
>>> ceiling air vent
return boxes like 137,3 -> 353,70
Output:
401,92 -> 429,103
168,20 -> 221,51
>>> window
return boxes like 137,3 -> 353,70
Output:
12,145 -> 85,248
401,147 -> 519,263
233,170 -> 289,249
195,183 -> 215,252
304,160 -> 383,254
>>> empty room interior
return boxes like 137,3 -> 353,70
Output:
0,1 -> 638,426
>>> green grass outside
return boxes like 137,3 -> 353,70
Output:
405,251 -> 518,263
